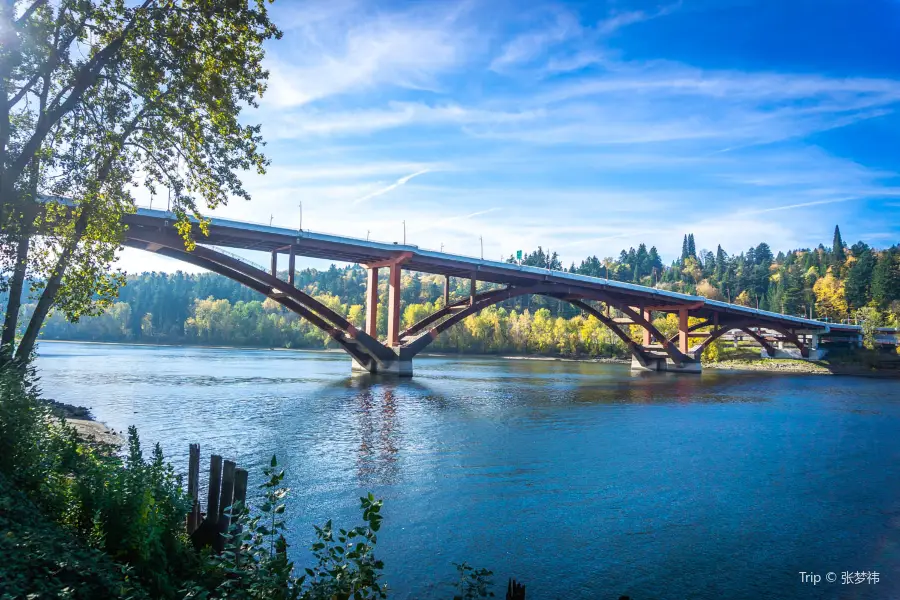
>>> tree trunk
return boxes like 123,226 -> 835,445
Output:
0,230 -> 30,361
14,209 -> 89,363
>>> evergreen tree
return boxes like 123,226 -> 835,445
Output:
635,243 -> 649,279
681,235 -> 689,261
872,248 -> 900,307
687,234 -> 696,258
845,246 -> 875,310
782,269 -> 804,315
832,225 -> 846,266
648,247 -> 663,279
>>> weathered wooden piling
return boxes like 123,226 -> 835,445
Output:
218,459 -> 236,534
206,455 -> 223,526
187,443 -> 201,533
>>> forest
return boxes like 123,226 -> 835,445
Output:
29,226 -> 900,357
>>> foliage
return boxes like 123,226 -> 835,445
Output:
0,365 -> 196,597
813,271 -> 848,321
0,471 -> 149,600
702,339 -> 722,363
452,562 -> 495,600
2,0 -> 282,364
300,493 -> 387,600
185,458 -> 387,600
856,306 -> 883,350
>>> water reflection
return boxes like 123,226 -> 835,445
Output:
353,386 -> 400,485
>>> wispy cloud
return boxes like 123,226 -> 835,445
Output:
264,4 -> 472,107
351,169 -> 431,205
490,9 -> 582,72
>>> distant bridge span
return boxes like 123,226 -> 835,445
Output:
121,207 -> 862,376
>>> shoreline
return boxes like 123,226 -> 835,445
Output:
45,398 -> 124,447
38,338 -> 897,377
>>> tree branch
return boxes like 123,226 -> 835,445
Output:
14,0 -> 48,27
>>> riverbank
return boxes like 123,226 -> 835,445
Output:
44,398 -> 123,446
705,358 -> 833,375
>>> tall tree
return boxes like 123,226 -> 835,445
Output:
845,245 -> 876,310
872,248 -> 900,308
1,0 -> 281,365
687,234 -> 696,258
832,225 -> 846,267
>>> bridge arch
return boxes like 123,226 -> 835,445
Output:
124,230 -> 397,371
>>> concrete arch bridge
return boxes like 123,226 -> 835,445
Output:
119,207 -> 862,376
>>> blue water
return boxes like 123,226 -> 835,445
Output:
36,341 -> 900,599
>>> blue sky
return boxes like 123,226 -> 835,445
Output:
123,0 -> 900,273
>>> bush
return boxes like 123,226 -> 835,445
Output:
185,457 -> 387,600
0,471 -> 149,600
0,367 -> 194,598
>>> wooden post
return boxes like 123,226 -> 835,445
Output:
678,308 -> 689,354
366,267 -> 379,338
270,251 -> 277,278
207,455 -> 223,525
387,263 -> 401,346
288,246 -> 296,285
443,275 -> 450,308
233,468 -> 249,510
218,460 -> 236,536
233,468 -> 249,540
187,444 -> 200,533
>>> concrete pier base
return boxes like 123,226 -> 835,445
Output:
350,347 -> 414,377
762,348 -> 827,361
631,355 -> 702,373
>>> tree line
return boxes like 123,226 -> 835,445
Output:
25,225 -> 900,357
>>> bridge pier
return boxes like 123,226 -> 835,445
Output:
631,355 -> 702,373
350,347 -> 414,377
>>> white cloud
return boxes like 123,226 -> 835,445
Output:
490,9 -> 582,71
351,169 -> 431,205
264,5 -> 471,107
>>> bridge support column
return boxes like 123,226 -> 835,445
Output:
270,251 -> 277,278
387,263 -> 401,347
288,246 -> 296,285
365,267 -> 379,338
641,304 -> 652,346
443,275 -> 450,308
469,274 -> 476,306
678,308 -> 689,354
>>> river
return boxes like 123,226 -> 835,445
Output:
35,341 -> 900,599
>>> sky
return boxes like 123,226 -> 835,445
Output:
122,0 -> 900,274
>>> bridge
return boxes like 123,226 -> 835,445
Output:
115,206 -> 863,376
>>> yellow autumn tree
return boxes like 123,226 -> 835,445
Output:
734,290 -> 752,306
813,271 -> 848,320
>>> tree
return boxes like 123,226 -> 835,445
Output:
687,234 -> 696,258
872,249 -> 900,308
813,270 -> 848,321
832,225 -> 846,268
1,1 -> 281,365
845,246 -> 876,310
781,269 -> 804,316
